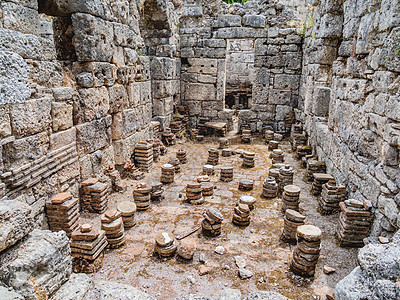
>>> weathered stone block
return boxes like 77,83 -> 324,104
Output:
111,109 -> 137,140
49,127 -> 76,151
273,74 -> 300,90
108,85 -> 128,114
0,229 -> 71,299
151,57 -> 179,80
269,89 -> 292,105
0,200 -> 34,252
312,86 -> 331,117
317,13 -> 343,38
27,60 -> 63,87
10,97 -> 51,138
182,5 -> 203,17
243,15 -> 266,28
0,107 -> 11,138
216,27 -> 267,39
187,58 -> 218,75
75,117 -> 111,156
184,83 -> 216,101
1,1 -> 40,35
214,15 -> 242,27
77,87 -> 110,122
72,13 -> 115,62
52,102 -> 73,132
0,28 -> 42,60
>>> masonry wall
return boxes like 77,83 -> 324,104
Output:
0,0 -> 180,227
301,0 -> 400,236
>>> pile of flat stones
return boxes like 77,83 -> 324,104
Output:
311,173 -> 334,195
242,151 -> 256,168
186,181 -> 204,205
117,201 -> 136,228
101,209 -> 126,249
279,165 -> 294,192
70,224 -> 107,273
202,207 -> 223,237
268,140 -> 279,151
168,157 -> 181,173
155,232 -> 178,257
337,199 -> 372,247
242,129 -> 251,143
268,168 -> 280,182
306,160 -> 326,182
162,128 -> 176,146
176,149 -> 187,164
161,164 -> 175,184
239,195 -> 256,210
319,180 -> 346,214
232,203 -> 251,227
262,177 -> 278,198
201,182 -> 214,197
133,182 -> 151,210
207,148 -> 219,165
151,181 -> 164,201
281,209 -> 306,244
270,149 -> 284,164
219,138 -> 229,149
151,138 -> 161,162
80,178 -> 109,214
134,142 -> 154,172
203,164 -> 214,176
290,225 -> 322,277
222,148 -> 233,157
238,179 -> 254,191
197,175 -> 210,183
282,185 -> 301,212
296,145 -> 312,160
265,130 -> 274,144
46,192 -> 80,238
220,166 -> 234,182
123,161 -> 145,180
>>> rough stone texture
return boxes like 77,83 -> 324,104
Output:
84,280 -> 154,300
247,291 -> 289,300
50,273 -> 94,300
0,200 -> 34,252
0,286 -> 24,300
0,229 -> 72,299
336,230 -> 400,299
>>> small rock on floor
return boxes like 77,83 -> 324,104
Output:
215,246 -> 225,255
199,265 -> 212,276
238,268 -> 253,279
323,266 -> 336,274
199,253 -> 206,264
234,256 -> 246,269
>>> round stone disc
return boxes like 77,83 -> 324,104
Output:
117,201 -> 137,216
239,195 -> 256,205
155,232 -> 175,247
284,185 -> 300,194
297,225 -> 322,241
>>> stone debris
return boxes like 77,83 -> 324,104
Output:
265,130 -> 274,144
177,149 -> 188,164
241,129 -> 252,144
105,165 -> 126,192
319,180 -> 346,214
281,209 -> 306,244
270,149 -> 284,164
238,179 -> 254,191
268,140 -> 279,151
207,148 -> 220,165
101,209 -> 125,249
238,268 -> 253,279
169,157 -> 181,173
134,142 -> 154,172
214,246 -> 225,255
202,207 -> 223,237
203,164 -> 215,176
149,138 -> 160,162
323,265 -> 336,274
201,182 -> 214,197
161,163 -> 175,184
46,192 -> 80,237
162,128 -> 176,146
170,120 -> 185,137
312,173 -> 334,196
151,121 -> 160,136
199,253 -> 207,264
242,151 -> 256,168
234,256 -> 246,269
117,201 -> 137,228
122,161 -> 145,180
296,145 -> 312,160
262,177 -> 278,198
279,165 -> 294,192
151,181 -> 165,202
178,238 -> 196,260
222,148 -> 233,157
155,231 -> 178,257
80,178 -> 109,214
239,195 -> 256,210
197,175 -> 211,183
306,160 -> 326,182
232,203 -> 251,227
186,182 -> 204,205
337,199 -> 372,247
70,224 -> 107,273
133,182 -> 152,211
290,123 -> 307,151
281,185 -> 301,212
220,166 -> 234,182
198,265 -> 212,276
290,225 -> 322,277
218,138 -> 229,149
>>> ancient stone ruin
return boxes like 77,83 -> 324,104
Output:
0,0 -> 399,299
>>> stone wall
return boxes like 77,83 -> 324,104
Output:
300,0 -> 400,236
0,0 -> 180,227
179,0 -> 303,132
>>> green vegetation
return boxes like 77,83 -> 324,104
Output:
223,0 -> 249,5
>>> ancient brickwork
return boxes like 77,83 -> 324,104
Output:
0,0 -> 180,227
179,0 -> 302,132
301,0 -> 400,235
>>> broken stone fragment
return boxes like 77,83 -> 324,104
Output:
238,268 -> 253,279
323,265 -> 336,274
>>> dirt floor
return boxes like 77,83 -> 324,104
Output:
82,137 -> 359,299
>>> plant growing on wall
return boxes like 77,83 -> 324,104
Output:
223,0 -> 249,4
